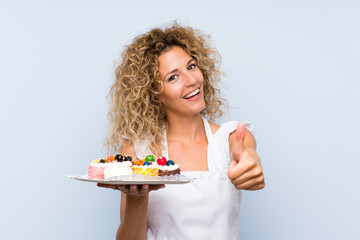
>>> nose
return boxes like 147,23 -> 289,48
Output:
182,70 -> 197,87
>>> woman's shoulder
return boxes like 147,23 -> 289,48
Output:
208,122 -> 221,134
209,120 -> 255,139
208,120 -> 239,135
120,139 -> 136,159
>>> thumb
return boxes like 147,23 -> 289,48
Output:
235,122 -> 245,151
231,122 -> 246,163
229,160 -> 237,169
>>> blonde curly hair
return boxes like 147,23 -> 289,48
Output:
105,23 -> 227,156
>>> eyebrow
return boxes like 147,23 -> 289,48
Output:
163,58 -> 195,80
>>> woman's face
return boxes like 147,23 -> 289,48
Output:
158,46 -> 205,118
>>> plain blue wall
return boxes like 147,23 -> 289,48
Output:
1,1 -> 359,239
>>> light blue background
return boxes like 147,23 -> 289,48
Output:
1,1 -> 359,239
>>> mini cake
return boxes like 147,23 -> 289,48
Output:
88,154 -> 132,180
88,156 -> 113,179
131,155 -> 181,177
156,156 -> 181,176
132,158 -> 159,177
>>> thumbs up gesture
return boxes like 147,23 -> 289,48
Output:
228,122 -> 265,190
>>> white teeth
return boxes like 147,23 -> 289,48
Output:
184,89 -> 199,99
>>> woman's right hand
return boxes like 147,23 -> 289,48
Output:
97,183 -> 165,198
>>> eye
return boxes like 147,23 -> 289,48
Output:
188,63 -> 196,70
168,75 -> 177,81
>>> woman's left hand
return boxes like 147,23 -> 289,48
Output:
228,122 -> 265,191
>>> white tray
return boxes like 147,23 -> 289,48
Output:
68,174 -> 190,185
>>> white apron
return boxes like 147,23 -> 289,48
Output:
133,117 -> 254,240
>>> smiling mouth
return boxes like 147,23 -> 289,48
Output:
183,88 -> 200,99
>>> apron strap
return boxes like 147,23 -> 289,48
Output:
202,116 -> 214,145
201,116 -> 217,171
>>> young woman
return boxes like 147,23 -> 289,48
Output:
98,23 -> 265,240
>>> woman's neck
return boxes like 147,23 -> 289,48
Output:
165,113 -> 207,145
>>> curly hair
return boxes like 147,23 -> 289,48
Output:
105,22 -> 228,156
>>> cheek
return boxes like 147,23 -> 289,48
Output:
158,87 -> 177,104
196,71 -> 204,84
166,84 -> 183,98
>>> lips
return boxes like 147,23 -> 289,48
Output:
183,88 -> 200,99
